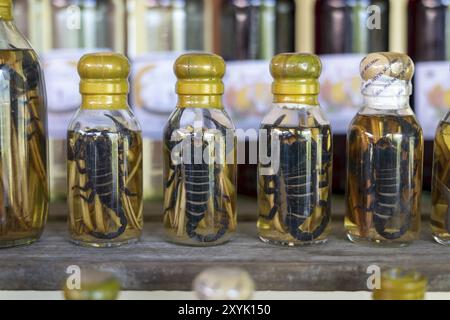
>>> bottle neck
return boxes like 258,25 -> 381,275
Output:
81,94 -> 129,110
273,94 -> 318,105
177,95 -> 223,109
362,78 -> 412,110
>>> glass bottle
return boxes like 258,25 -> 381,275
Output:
67,53 -> 143,247
315,0 -> 390,193
345,52 -> 423,246
373,268 -> 427,300
408,0 -> 450,189
163,53 -> 237,246
257,53 -> 332,246
63,269 -> 121,300
43,0 -> 125,201
0,0 -> 48,247
220,0 -> 295,61
431,111 -> 450,245
128,0 -> 205,201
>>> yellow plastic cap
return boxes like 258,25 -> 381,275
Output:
360,52 -> 414,82
0,0 -> 13,21
373,268 -> 427,300
174,53 -> 226,95
271,53 -> 322,95
78,53 -> 130,95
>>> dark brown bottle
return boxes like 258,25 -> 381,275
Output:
219,0 -> 295,60
315,0 -> 390,193
408,0 -> 450,189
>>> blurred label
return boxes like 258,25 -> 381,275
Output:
223,60 -> 272,130
130,52 -> 181,140
42,48 -> 108,139
415,61 -> 450,139
131,57 -> 273,139
319,54 -> 364,134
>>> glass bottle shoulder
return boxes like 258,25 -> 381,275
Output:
436,112 -> 450,138
68,108 -> 142,133
260,103 -> 331,130
441,111 -> 450,125
349,107 -> 422,140
0,20 -> 33,50
164,107 -> 235,138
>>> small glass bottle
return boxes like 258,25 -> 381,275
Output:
345,52 -> 423,246
67,53 -> 143,247
431,111 -> 450,245
163,53 -> 237,246
0,0 -> 48,247
257,53 -> 332,246
373,268 -> 427,300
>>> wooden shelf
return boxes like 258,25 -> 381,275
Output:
0,195 -> 445,292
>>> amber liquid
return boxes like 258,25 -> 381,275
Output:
67,129 -> 143,247
0,49 -> 48,247
431,121 -> 450,245
257,124 -> 332,245
345,114 -> 423,246
163,128 -> 237,246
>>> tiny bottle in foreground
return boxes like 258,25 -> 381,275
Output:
163,53 -> 237,246
431,111 -> 450,245
257,53 -> 332,246
0,0 -> 48,247
67,53 -> 143,247
372,268 -> 427,300
345,52 -> 423,246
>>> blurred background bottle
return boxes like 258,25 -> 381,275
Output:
315,0 -> 390,192
13,0 -> 29,37
128,0 -> 206,201
408,0 -> 450,189
217,0 -> 296,196
37,0 -> 126,202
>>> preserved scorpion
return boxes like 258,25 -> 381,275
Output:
68,114 -> 136,239
164,111 -> 232,243
260,115 -> 332,241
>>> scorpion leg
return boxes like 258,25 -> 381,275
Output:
166,168 -> 177,188
121,187 -> 137,197
75,191 -> 96,204
164,167 -> 181,214
72,181 -> 93,192
75,160 -> 88,175
260,174 -> 280,220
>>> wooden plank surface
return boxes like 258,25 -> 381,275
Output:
0,194 -> 446,292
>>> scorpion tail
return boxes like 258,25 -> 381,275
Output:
90,206 -> 128,240
373,215 -> 411,240
286,200 -> 330,242
186,218 -> 229,243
